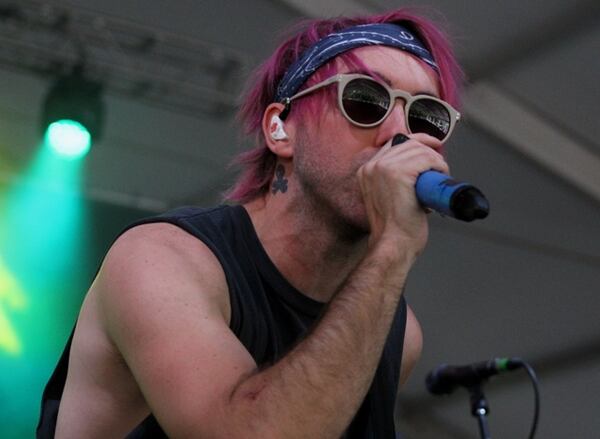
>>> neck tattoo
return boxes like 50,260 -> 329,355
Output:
272,164 -> 288,194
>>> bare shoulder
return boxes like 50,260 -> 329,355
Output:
88,221 -> 257,436
108,221 -> 219,264
98,222 -> 230,323
399,304 -> 423,386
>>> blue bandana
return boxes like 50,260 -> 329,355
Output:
275,23 -> 437,102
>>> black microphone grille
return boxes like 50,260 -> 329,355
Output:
425,358 -> 523,396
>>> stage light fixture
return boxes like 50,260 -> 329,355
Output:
41,69 -> 105,159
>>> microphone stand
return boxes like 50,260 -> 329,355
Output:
468,384 -> 491,439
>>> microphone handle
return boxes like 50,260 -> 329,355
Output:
415,170 -> 490,222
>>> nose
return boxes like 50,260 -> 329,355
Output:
378,99 -> 445,154
378,98 -> 409,140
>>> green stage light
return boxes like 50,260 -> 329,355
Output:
41,67 -> 104,159
0,140 -> 89,437
45,119 -> 92,159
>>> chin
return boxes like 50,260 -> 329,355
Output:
332,201 -> 371,241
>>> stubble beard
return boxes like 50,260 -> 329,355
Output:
293,132 -> 371,242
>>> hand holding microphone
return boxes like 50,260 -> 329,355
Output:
391,134 -> 490,222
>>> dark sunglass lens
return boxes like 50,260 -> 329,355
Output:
408,99 -> 451,140
341,79 -> 390,125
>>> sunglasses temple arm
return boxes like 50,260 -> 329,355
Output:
279,76 -> 342,118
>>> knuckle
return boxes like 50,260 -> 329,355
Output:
362,161 -> 376,175
372,160 -> 393,176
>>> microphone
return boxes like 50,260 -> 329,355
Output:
415,171 -> 489,221
426,357 -> 523,395
391,134 -> 490,222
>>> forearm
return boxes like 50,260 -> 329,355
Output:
226,240 -> 413,438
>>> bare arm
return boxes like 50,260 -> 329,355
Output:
228,134 -> 443,437
399,305 -> 424,387
99,136 -> 445,438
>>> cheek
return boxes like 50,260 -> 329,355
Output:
296,142 -> 340,183
295,125 -> 339,168
293,113 -> 379,184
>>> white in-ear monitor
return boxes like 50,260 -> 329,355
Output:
269,115 -> 289,140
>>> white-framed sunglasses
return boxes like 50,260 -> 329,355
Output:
281,73 -> 461,142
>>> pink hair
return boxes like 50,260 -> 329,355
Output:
224,8 -> 464,204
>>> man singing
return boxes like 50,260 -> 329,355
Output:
39,8 -> 463,438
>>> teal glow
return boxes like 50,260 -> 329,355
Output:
0,140 -> 90,436
45,119 -> 92,159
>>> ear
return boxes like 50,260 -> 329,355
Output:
262,103 -> 294,159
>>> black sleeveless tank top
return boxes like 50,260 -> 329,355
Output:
37,205 -> 407,438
